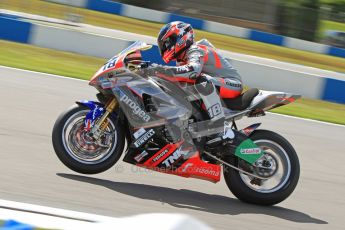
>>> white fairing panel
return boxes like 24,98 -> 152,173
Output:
250,90 -> 286,107
248,90 -> 298,112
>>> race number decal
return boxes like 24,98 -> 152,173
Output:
103,57 -> 118,71
207,103 -> 222,118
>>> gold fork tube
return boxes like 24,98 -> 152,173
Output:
92,97 -> 118,138
98,97 -> 118,129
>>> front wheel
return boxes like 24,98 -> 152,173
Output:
52,104 -> 125,174
224,130 -> 300,205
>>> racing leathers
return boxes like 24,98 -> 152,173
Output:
152,39 -> 243,122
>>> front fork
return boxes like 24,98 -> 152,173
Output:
91,98 -> 118,140
77,97 -> 118,140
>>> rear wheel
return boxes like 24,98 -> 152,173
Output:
52,104 -> 125,174
223,130 -> 300,205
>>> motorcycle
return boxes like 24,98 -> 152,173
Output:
52,41 -> 300,205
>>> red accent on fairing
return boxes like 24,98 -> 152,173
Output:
138,142 -> 221,183
143,142 -> 183,167
201,103 -> 206,111
175,152 -> 221,183
282,97 -> 295,103
115,55 -> 125,69
220,87 -> 241,99
126,51 -> 142,62
156,73 -> 196,84
90,52 -> 127,84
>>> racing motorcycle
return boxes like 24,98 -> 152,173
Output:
52,41 -> 300,205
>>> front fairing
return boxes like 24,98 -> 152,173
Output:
90,41 -> 152,86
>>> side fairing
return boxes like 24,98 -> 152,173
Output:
111,75 -> 193,129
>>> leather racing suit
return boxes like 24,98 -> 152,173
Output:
153,39 -> 243,122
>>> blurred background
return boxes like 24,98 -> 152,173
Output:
125,0 -> 345,44
1,0 -> 344,47
0,0 -> 344,123
0,1 -> 345,229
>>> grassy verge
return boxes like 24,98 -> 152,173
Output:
1,0 -> 345,73
0,41 -> 104,80
0,40 -> 344,125
320,20 -> 345,34
271,98 -> 345,125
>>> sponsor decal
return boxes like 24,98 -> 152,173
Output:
134,150 -> 148,163
176,65 -> 193,73
181,164 -> 220,176
195,167 -> 220,177
152,148 -> 170,163
162,147 -> 189,167
235,139 -> 264,164
133,127 -> 146,139
133,129 -> 155,147
240,148 -> 262,155
103,56 -> 118,70
224,79 -> 241,88
207,103 -> 222,119
120,94 -> 151,122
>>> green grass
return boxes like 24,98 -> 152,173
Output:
320,20 -> 345,34
271,98 -> 345,125
0,40 -> 344,125
0,41 -> 105,80
2,0 -> 345,73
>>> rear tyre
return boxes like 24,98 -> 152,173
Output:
223,130 -> 300,205
52,104 -> 125,174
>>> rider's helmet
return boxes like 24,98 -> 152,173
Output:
157,21 -> 194,63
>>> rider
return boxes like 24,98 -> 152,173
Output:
152,21 -> 243,125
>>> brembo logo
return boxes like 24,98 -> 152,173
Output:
120,94 -> 150,122
162,147 -> 189,167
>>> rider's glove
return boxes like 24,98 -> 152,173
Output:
150,63 -> 168,72
136,66 -> 156,76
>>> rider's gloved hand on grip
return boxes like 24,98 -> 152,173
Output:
150,63 -> 167,72
139,62 -> 150,69
136,66 -> 156,76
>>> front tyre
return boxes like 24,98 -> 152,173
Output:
52,104 -> 125,174
224,130 -> 300,205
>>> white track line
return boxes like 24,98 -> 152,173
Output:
0,198 -> 118,229
1,65 -> 344,128
0,199 -> 211,230
0,199 -> 117,222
